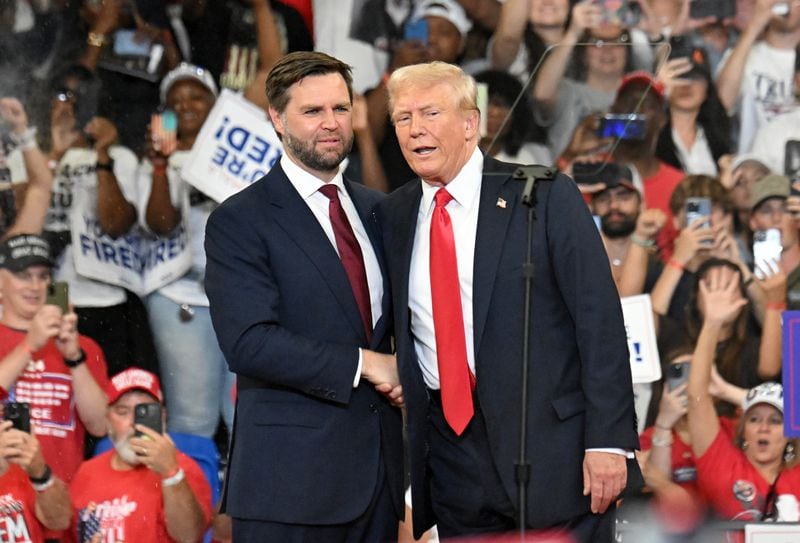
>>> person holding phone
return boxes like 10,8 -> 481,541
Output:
69,367 -> 212,543
0,417 -> 73,538
0,234 -> 109,486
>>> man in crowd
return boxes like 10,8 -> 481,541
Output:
380,61 -> 640,542
205,51 -> 403,540
69,367 -> 212,542
0,234 -> 108,484
0,416 -> 72,539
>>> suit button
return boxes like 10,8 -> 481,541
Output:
369,403 -> 378,412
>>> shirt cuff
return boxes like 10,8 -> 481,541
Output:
354,349 -> 363,387
586,447 -> 635,459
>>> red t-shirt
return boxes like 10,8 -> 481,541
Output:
640,417 -> 737,493
69,451 -> 212,543
0,324 -> 109,483
0,464 -> 45,543
642,161 -> 684,261
696,427 -> 800,522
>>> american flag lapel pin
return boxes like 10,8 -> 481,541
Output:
496,197 -> 507,209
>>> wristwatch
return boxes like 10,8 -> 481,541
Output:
64,348 -> 87,368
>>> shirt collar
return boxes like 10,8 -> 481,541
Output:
420,147 -> 484,213
281,154 -> 345,200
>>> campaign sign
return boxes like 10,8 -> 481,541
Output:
745,523 -> 800,542
72,213 -> 191,296
181,89 -> 283,203
621,295 -> 661,384
783,311 -> 800,437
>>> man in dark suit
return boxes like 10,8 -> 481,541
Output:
204,51 -> 404,542
378,61 -> 641,541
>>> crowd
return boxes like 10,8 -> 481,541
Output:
1,0 -> 800,541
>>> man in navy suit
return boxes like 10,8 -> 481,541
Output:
205,51 -> 404,542
378,61 -> 641,542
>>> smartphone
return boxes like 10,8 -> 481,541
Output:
150,109 -> 178,156
598,0 -> 641,26
784,141 -> 800,195
667,35 -> 695,61
113,29 -> 152,57
134,402 -> 163,438
753,228 -> 783,274
685,196 -> 711,228
690,0 -> 736,19
667,362 -> 690,392
403,18 -> 428,45
597,113 -> 647,140
4,401 -> 31,433
572,161 -> 623,186
45,281 -> 69,313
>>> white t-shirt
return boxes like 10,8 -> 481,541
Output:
137,151 -> 213,307
718,41 -> 796,153
47,146 -> 139,307
750,105 -> 800,174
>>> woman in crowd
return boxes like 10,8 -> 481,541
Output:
655,45 -> 731,176
138,63 -> 234,439
688,264 -> 800,523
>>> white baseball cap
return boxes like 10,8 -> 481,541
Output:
159,62 -> 218,103
742,382 -> 783,414
412,0 -> 473,38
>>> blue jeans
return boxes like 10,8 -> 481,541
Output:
146,291 -> 235,438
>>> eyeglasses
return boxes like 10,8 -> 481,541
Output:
53,88 -> 76,103
586,34 -> 630,47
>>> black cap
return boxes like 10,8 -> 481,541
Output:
0,234 -> 54,271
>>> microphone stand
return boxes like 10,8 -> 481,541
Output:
511,165 -> 556,539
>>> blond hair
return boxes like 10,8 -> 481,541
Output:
387,61 -> 477,116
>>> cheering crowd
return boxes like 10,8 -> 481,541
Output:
2,0 -> 800,541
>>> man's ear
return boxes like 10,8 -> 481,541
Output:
464,109 -> 479,141
268,106 -> 284,136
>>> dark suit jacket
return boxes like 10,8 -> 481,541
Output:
205,163 -> 403,525
378,155 -> 641,538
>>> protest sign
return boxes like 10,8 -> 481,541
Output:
621,294 -> 661,384
181,89 -> 282,203
783,311 -> 800,437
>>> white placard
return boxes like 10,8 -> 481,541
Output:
620,294 -> 661,384
745,523 -> 800,542
181,89 -> 283,203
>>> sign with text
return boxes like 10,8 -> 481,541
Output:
181,89 -> 283,203
621,294 -> 661,384
783,311 -> 800,437
745,523 -> 800,542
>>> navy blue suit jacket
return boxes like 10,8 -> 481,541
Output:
205,163 -> 403,525
378,156 -> 641,537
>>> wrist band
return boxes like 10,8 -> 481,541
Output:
767,301 -> 787,311
651,435 -> 673,447
87,32 -> 107,48
667,259 -> 685,272
29,465 -> 52,486
162,468 -> 185,487
64,349 -> 86,369
9,127 -> 38,152
631,234 -> 656,249
95,160 -> 114,173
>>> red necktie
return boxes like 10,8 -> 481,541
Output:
430,188 -> 474,435
319,184 -> 373,341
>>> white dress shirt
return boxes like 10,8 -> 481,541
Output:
280,155 -> 382,386
408,147 -> 483,389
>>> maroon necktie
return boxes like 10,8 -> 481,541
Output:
430,188 -> 474,435
319,184 -> 372,341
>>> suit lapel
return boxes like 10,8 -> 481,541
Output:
472,157 -> 518,356
265,166 -> 366,342
392,181 -> 423,331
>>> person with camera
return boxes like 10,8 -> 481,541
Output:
69,367 -> 212,543
0,416 -> 73,540
0,234 -> 109,487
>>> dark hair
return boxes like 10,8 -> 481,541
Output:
685,258 -> 748,385
656,66 -> 731,170
265,51 -> 354,114
473,70 -> 533,156
568,28 -> 635,82
668,174 -> 734,217
644,345 -> 694,428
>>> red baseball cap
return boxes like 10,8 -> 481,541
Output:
617,71 -> 666,103
107,368 -> 163,405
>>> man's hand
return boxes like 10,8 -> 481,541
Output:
634,208 -> 667,241
0,97 -> 29,134
129,425 -> 180,477
582,451 -> 626,514
55,308 -> 82,362
0,421 -> 46,477
84,117 -> 118,153
26,305 -> 63,351
361,350 -> 403,407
